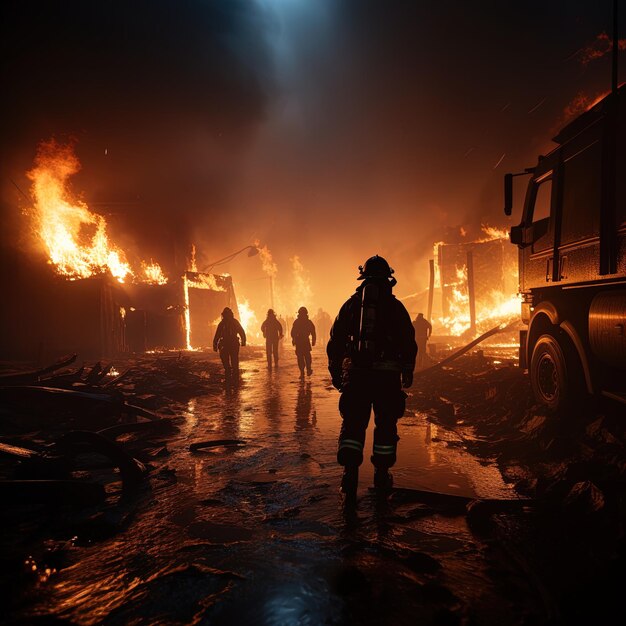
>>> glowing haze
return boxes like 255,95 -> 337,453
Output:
3,2 -> 624,334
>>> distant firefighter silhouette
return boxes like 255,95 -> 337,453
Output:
261,309 -> 284,369
313,308 -> 332,346
291,307 -> 316,377
213,307 -> 246,381
327,255 -> 417,500
413,312 -> 432,369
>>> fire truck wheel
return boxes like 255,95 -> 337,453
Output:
530,331 -> 583,413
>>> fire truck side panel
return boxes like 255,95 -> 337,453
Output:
514,88 -> 626,404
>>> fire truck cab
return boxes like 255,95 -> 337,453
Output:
505,85 -> 626,412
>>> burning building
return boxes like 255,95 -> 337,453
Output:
122,272 -> 238,353
1,254 -> 128,361
183,272 -> 239,350
434,228 -> 520,337
1,140 -> 244,360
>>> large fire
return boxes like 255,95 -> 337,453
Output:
238,300 -> 258,339
255,241 -> 278,277
141,260 -> 168,285
436,225 -> 520,337
477,225 -> 509,242
27,139 -> 167,285
186,273 -> 225,291
290,255 -> 312,309
31,139 -> 517,350
183,273 -> 194,351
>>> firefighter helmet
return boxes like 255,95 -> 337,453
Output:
222,307 -> 234,318
298,306 -> 308,316
357,255 -> 394,280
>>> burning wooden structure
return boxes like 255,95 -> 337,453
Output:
124,272 -> 238,352
183,272 -> 239,350
435,232 -> 519,336
0,140 -> 246,360
1,261 -> 239,360
1,253 -> 127,361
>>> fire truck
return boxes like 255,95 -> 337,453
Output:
504,85 -> 626,412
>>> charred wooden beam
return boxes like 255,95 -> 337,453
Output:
0,353 -> 77,386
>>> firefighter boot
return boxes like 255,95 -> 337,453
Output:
374,468 -> 393,492
340,465 -> 358,500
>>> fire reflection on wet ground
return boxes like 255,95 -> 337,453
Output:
16,347 -> 527,625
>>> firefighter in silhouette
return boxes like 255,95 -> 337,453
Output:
327,255 -> 417,499
261,308 -> 283,369
291,306 -> 316,377
413,312 -> 432,369
213,307 -> 246,380
313,308 -> 332,346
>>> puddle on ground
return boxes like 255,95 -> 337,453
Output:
11,347 -> 523,624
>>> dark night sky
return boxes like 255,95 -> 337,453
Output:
1,0 -> 622,312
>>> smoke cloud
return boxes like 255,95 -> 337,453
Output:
2,0 -> 276,262
2,1 -> 623,318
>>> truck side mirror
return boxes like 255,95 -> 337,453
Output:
504,173 -> 513,216
510,225 -> 523,245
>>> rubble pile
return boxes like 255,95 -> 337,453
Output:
0,354 -> 222,506
0,351 -> 233,613
107,352 -> 225,409
410,351 -> 626,625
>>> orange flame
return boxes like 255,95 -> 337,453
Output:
477,224 -> 509,242
141,260 -> 168,285
27,140 -> 132,282
183,274 -> 193,350
238,299 -> 258,339
182,246 -> 228,350
432,241 -> 445,288
439,275 -> 520,337
26,139 -> 169,286
435,226 -> 520,336
188,244 -> 198,273
290,255 -> 312,310
255,240 -> 278,277
186,272 -> 225,291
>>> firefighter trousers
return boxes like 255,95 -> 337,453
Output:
337,371 -> 407,470
266,339 -> 279,366
296,348 -> 312,374
219,345 -> 240,376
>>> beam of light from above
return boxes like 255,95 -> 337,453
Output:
256,0 -> 335,118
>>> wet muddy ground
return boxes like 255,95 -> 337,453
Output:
2,346 -> 625,625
